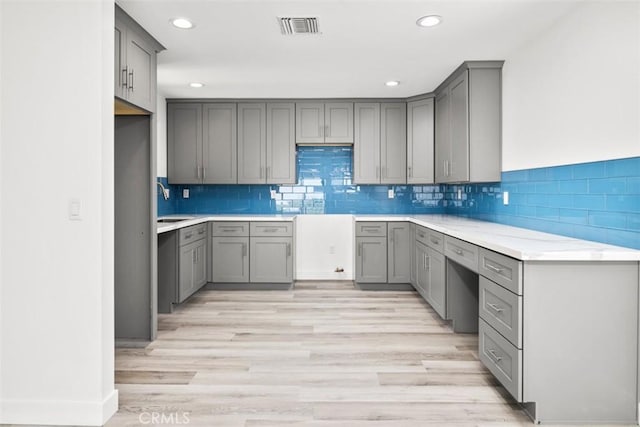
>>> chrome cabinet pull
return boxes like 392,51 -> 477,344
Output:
121,67 -> 128,88
286,243 -> 291,257
325,124 -> 330,137
487,302 -> 503,313
488,349 -> 503,363
198,229 -> 205,235
407,166 -> 412,178
196,166 -> 201,180
453,248 -> 463,255
486,263 -> 503,273
185,233 -> 193,239
418,232 -> 425,238
430,237 -> 439,244
358,244 -> 362,257
128,69 -> 134,90
242,243 -> 247,257
202,167 -> 206,181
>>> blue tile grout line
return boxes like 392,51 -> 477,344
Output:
157,150 -> 639,249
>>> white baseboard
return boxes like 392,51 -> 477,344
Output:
0,389 -> 118,426
295,271 -> 354,281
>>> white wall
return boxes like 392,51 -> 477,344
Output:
0,1 -> 117,425
295,215 -> 354,280
157,93 -> 167,177
502,1 -> 640,171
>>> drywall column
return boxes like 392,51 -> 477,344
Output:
0,1 -> 117,425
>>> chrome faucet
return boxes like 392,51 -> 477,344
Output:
157,181 -> 169,200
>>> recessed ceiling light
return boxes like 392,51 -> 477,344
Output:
189,82 -> 204,88
171,18 -> 194,29
416,15 -> 442,27
385,81 -> 400,87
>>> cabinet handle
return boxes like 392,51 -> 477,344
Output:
286,243 -> 291,257
488,349 -> 503,363
121,67 -> 128,88
128,69 -> 134,90
196,166 -> 201,180
407,166 -> 412,178
325,124 -> 330,137
425,255 -> 430,270
242,243 -> 247,257
487,302 -> 504,313
185,233 -> 193,239
202,167 -> 206,181
453,248 -> 463,255
430,237 -> 439,244
358,243 -> 362,257
418,232 -> 425,238
485,263 -> 503,273
192,249 -> 197,264
198,229 -> 205,235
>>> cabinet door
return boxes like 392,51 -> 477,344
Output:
380,103 -> 407,184
409,224 -> 417,287
407,98 -> 435,184
355,237 -> 387,283
203,103 -> 237,184
266,103 -> 296,184
124,28 -> 155,112
211,237 -> 249,283
237,103 -> 266,184
325,102 -> 354,143
168,103 -> 202,184
434,89 -> 450,183
427,247 -> 446,318
178,241 -> 196,303
449,70 -> 470,182
353,103 -> 380,184
415,241 -> 429,296
193,239 -> 207,289
250,237 -> 293,283
388,222 -> 410,283
296,103 -> 324,143
114,19 -> 126,99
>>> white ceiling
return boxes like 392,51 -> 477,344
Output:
117,0 -> 583,99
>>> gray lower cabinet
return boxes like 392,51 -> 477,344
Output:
426,246 -> 446,318
413,225 -> 446,319
210,237 -> 249,282
409,223 -> 416,287
388,222 -> 411,283
434,61 -> 502,183
415,241 -> 429,296
177,224 -> 208,303
355,237 -> 388,283
250,237 -> 293,283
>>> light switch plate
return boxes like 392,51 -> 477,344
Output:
68,198 -> 82,221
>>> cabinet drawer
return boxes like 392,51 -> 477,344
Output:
427,230 -> 444,253
250,221 -> 293,237
479,276 -> 522,348
211,221 -> 249,237
179,223 -> 207,245
415,225 -> 429,245
479,318 -> 523,402
478,248 -> 522,295
444,236 -> 478,272
356,222 -> 387,237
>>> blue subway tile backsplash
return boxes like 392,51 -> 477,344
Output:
158,150 -> 640,249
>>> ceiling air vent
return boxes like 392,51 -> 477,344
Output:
278,17 -> 320,35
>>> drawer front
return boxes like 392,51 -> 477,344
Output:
415,225 -> 429,245
479,318 -> 523,402
179,223 -> 207,245
444,236 -> 478,272
479,276 -> 522,348
250,221 -> 293,237
211,221 -> 249,237
427,230 -> 444,252
478,248 -> 523,295
356,222 -> 387,237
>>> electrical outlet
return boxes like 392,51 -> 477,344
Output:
270,189 -> 277,199
183,189 -> 190,198
388,189 -> 395,199
503,191 -> 509,205
457,189 -> 462,199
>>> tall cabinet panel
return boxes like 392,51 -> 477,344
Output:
203,103 -> 237,184
380,103 -> 407,184
407,98 -> 435,184
325,102 -> 354,143
388,222 -> 411,283
353,103 -> 380,184
266,103 -> 296,184
449,72 -> 470,182
435,91 -> 450,183
168,103 -> 202,184
237,103 -> 267,184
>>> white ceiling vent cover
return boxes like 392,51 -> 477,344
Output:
278,17 -> 320,35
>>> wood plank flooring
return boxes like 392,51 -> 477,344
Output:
107,281 -> 534,426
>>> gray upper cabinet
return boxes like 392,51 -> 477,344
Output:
296,102 -> 353,144
203,103 -> 237,184
168,103 -> 202,184
266,103 -> 296,184
388,222 -> 411,283
353,103 -> 380,184
407,98 -> 435,184
380,103 -> 407,184
168,102 -> 237,184
354,103 -> 406,184
434,61 -> 503,183
114,5 -> 163,113
237,103 -> 267,184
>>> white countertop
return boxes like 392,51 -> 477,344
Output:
355,214 -> 640,262
157,214 -> 640,262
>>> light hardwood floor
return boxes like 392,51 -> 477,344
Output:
107,281 -> 534,426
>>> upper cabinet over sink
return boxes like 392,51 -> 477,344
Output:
434,61 -> 503,183
296,102 -> 354,144
114,5 -> 164,113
